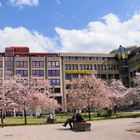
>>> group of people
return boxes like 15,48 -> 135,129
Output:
62,109 -> 85,129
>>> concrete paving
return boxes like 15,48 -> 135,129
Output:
0,118 -> 140,140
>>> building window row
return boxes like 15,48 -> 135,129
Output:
64,56 -> 115,61
15,70 -> 61,77
65,64 -> 78,70
32,70 -> 44,76
32,61 -> 44,68
65,73 -> 119,80
48,61 -> 60,68
129,58 -> 140,67
49,79 -> 60,86
48,70 -> 60,77
16,70 -> 28,77
15,61 -> 60,68
94,64 -> 118,70
16,61 -> 28,68
50,87 -> 61,93
65,64 -> 118,70
65,74 -> 78,80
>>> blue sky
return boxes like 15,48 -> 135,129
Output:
0,0 -> 140,53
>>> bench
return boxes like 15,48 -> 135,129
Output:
73,122 -> 91,131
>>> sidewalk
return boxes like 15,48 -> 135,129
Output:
0,118 -> 140,140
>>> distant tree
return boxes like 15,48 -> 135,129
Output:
108,79 -> 127,114
67,74 -> 112,120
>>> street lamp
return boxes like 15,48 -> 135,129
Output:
51,85 -> 56,123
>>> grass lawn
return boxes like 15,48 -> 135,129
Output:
1,112 -> 140,127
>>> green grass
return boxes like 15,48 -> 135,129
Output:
4,116 -> 46,126
1,112 -> 140,127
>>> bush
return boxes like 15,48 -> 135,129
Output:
96,108 -> 112,117
105,109 -> 112,117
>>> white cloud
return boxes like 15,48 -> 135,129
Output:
55,13 -> 140,53
0,27 -> 56,52
1,13 -> 140,54
9,0 -> 39,7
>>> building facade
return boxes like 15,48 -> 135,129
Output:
0,46 -> 140,110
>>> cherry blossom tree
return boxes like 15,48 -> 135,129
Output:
0,75 -> 33,125
108,79 -> 127,114
67,74 -> 112,120
124,73 -> 140,107
28,76 -> 60,118
0,75 -> 25,127
0,75 -> 60,126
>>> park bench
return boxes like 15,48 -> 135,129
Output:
73,121 -> 91,131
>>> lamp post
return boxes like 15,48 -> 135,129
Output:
52,85 -> 55,123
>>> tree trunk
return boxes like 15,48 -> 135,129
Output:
24,109 -> 27,125
113,106 -> 117,114
13,109 -> 16,117
0,109 -> 4,127
87,106 -> 91,121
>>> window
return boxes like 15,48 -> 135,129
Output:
114,74 -> 119,79
32,70 -> 44,76
71,74 -> 78,79
16,70 -> 28,77
71,64 -> 78,70
32,61 -> 44,68
54,88 -> 61,93
65,74 -> 71,80
0,79 -> 2,86
101,74 -> 107,79
0,61 -> 2,68
108,74 -> 113,79
0,70 -> 2,77
88,64 -> 92,70
49,79 -> 60,86
16,61 -> 28,68
66,84 -> 71,89
48,70 -> 60,77
65,64 -> 71,70
94,64 -> 97,70
80,64 -> 92,70
48,61 -> 60,68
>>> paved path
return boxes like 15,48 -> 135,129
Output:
0,118 -> 140,140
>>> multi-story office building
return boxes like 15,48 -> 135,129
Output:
0,45 -> 140,110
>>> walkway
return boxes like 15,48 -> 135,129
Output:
0,118 -> 140,140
